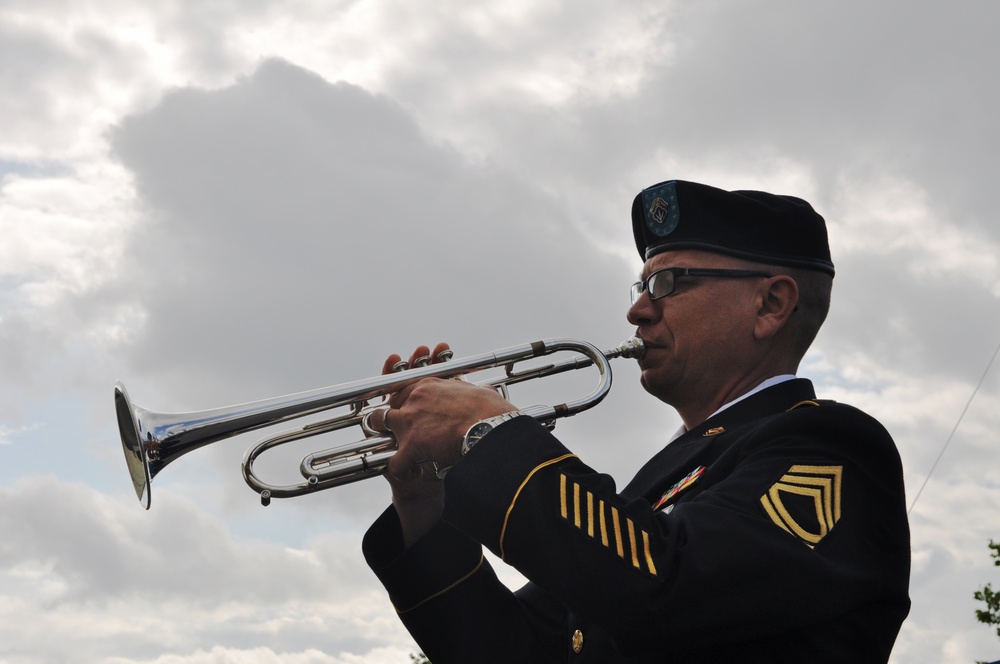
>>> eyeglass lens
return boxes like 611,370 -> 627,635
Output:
647,271 -> 674,299
631,270 -> 676,304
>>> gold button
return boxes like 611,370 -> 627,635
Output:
571,629 -> 584,653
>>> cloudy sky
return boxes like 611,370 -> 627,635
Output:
2,0 -> 999,661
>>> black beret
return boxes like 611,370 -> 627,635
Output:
631,180 -> 835,276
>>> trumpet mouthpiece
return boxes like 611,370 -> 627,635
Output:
616,336 -> 645,361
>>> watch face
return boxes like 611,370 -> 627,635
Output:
466,422 -> 494,447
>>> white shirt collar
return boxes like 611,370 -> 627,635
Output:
667,374 -> 798,442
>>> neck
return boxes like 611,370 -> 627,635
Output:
674,365 -> 798,429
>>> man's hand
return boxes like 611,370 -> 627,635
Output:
371,343 -> 515,547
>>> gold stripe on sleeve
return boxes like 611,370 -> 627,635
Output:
573,482 -> 581,529
395,553 -> 486,614
642,531 -> 657,576
611,506 -> 624,559
627,519 -> 640,569
586,491 -> 595,538
560,474 -> 568,520
599,500 -> 609,547
500,454 -> 578,560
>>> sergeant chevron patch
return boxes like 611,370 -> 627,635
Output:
760,465 -> 843,548
559,474 -> 659,577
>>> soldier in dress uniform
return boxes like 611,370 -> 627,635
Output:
362,180 -> 911,663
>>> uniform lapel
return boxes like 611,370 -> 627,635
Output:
624,379 -> 818,504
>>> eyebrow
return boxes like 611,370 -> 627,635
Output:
640,265 -> 686,280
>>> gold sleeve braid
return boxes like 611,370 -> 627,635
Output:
499,454 -> 578,561
394,552 -> 486,614
559,474 -> 659,578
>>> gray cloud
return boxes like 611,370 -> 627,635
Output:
0,477 -> 411,662
107,58 -> 635,406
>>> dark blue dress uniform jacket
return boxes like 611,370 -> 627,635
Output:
363,379 -> 911,663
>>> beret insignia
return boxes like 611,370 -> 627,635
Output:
760,465 -> 843,548
641,181 -> 680,237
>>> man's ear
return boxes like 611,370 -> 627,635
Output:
754,275 -> 799,340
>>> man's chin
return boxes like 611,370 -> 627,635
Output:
638,371 -> 662,397
638,369 -> 678,405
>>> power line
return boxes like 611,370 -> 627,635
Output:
908,337 -> 1000,515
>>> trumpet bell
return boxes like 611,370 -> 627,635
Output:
115,381 -> 217,509
115,382 -> 151,508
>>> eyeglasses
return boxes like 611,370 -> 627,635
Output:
630,267 -> 773,305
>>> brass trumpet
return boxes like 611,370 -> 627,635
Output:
115,337 -> 644,509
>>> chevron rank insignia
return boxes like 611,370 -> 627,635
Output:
759,465 -> 843,548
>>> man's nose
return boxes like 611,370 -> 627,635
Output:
627,292 -> 656,326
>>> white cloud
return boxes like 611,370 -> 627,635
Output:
99,645 -> 418,664
0,423 -> 37,446
224,0 -> 675,106
0,163 -> 136,306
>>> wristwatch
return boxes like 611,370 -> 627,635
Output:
461,411 -> 523,456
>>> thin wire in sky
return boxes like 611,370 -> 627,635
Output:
907,336 -> 1000,515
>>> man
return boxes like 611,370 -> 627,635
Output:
362,180 -> 911,662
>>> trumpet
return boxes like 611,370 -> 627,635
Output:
115,336 -> 644,509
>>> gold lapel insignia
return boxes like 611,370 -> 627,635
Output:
703,426 -> 726,436
760,464 -> 843,548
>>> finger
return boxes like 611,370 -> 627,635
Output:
363,405 -> 392,435
382,353 -> 403,376
431,342 -> 453,363
380,407 -> 396,434
379,354 -> 405,402
408,345 -> 432,369
386,379 -> 425,409
387,453 -> 429,483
